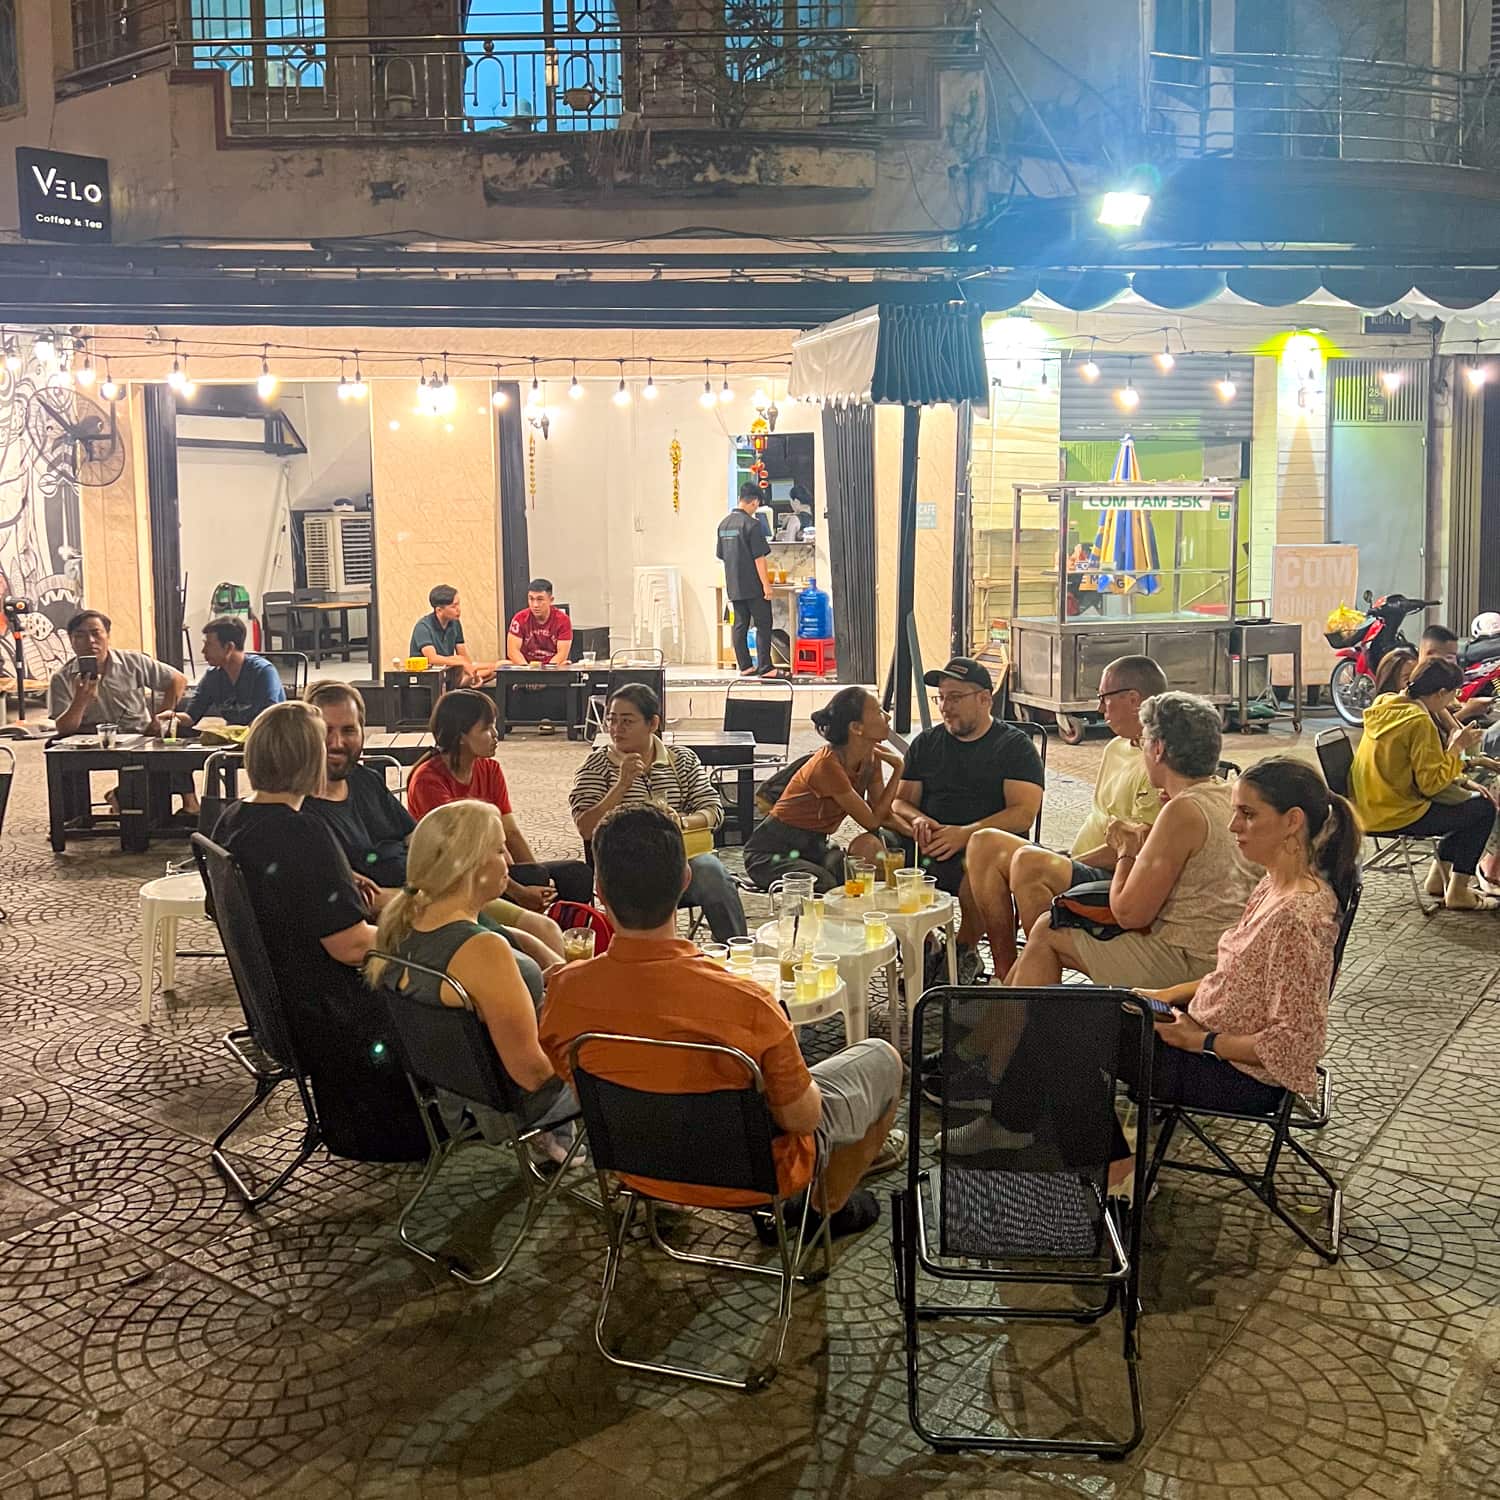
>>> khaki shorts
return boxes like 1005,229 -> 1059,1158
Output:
482,896 -> 527,927
1064,928 -> 1217,990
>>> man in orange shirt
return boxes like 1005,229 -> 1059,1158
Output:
539,805 -> 903,1236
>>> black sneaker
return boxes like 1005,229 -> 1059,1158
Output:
754,1187 -> 882,1245
956,945 -> 987,986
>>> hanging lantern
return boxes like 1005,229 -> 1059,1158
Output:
669,434 -> 682,514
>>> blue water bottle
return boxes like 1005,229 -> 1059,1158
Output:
796,579 -> 832,639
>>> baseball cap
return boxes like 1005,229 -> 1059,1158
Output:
923,657 -> 993,693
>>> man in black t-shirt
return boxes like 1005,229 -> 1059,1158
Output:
716,481 -> 775,676
892,658 -> 1045,981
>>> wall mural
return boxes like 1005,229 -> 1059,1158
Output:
0,350 -> 87,685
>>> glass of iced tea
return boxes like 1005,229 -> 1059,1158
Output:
562,927 -> 596,963
863,910 -> 889,948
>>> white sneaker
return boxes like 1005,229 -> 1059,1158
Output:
935,1116 -> 1034,1156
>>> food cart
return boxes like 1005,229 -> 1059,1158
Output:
999,481 -> 1244,742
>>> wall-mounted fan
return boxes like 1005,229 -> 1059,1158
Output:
24,388 -> 126,488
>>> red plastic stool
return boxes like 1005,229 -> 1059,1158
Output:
794,638 -> 837,676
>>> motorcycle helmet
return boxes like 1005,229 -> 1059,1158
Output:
1471,611 -> 1500,638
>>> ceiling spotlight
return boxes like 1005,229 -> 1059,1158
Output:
1378,365 -> 1405,394
256,347 -> 278,400
1466,361 -> 1490,389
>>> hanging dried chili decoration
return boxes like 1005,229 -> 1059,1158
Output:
669,433 -> 682,513
528,429 -> 537,509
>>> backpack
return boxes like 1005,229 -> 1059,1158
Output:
755,752 -> 814,816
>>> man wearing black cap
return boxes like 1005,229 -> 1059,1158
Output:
891,657 -> 1045,982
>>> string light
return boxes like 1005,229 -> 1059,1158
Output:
569,359 -> 583,400
491,364 -> 509,408
1379,363 -> 1405,394
1079,339 -> 1100,382
32,333 -> 56,365
166,342 -> 186,392
643,358 -> 658,400
752,385 -> 770,411
613,360 -> 631,407
1154,334 -> 1175,374
1115,359 -> 1139,410
75,341 -> 96,388
347,352 -> 367,399
2,339 -> 19,374
528,357 -> 543,407
700,360 -> 716,409
1215,362 -> 1237,403
99,359 -> 119,402
256,346 -> 279,400
179,356 -> 197,399
719,366 -> 734,403
1466,360 -> 1490,389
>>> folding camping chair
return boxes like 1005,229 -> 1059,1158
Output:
894,985 -> 1151,1456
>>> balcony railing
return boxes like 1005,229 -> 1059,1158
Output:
60,9 -> 974,140
1147,49 -> 1500,170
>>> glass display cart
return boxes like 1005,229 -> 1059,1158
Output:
997,481 -> 1243,742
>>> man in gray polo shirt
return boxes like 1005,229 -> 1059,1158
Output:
49,609 -> 195,811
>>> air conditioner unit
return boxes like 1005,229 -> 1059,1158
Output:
303,511 -> 373,592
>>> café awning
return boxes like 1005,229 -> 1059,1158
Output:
788,301 -> 988,406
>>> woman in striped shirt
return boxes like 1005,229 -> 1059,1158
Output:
569,683 -> 748,942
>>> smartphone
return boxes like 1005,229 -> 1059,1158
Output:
76,655 -> 99,679
1143,996 -> 1178,1022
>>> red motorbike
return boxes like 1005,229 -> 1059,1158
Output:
1326,591 -> 1438,726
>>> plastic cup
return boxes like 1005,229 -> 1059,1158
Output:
863,910 -> 889,948
895,868 -> 924,914
779,950 -> 798,983
795,964 -> 819,1002
843,853 -> 865,898
879,848 -> 905,887
701,943 -> 728,967
727,937 -> 756,971
562,927 -> 596,963
814,953 -> 839,995
98,721 -> 118,749
920,875 -> 938,908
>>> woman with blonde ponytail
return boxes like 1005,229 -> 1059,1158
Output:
366,802 -> 565,1129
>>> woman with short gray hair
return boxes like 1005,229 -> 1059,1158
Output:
1008,691 -> 1258,989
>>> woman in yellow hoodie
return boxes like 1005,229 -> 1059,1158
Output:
1352,657 -> 1498,910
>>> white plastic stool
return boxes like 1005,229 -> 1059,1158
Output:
138,870 -> 209,1024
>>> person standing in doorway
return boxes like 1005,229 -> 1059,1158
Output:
717,482 -> 775,677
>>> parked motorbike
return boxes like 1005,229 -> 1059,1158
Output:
1326,591 -> 1438,726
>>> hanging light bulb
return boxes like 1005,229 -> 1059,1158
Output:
179,357 -> 197,399
99,359 -> 119,402
1079,337 -> 1101,382
492,386 -> 509,408
75,344 -> 96,388
1215,363 -> 1237,403
613,360 -> 631,407
3,338 -> 20,374
699,360 -> 716,409
166,342 -> 186,392
752,385 -> 770,411
568,360 -> 583,400
1379,364 -> 1405,395
53,358 -> 75,390
1154,335 -> 1175,374
256,346 -> 279,400
643,359 -> 658,400
347,353 -> 367,400
1116,366 -> 1139,410
32,334 -> 56,365
528,358 -> 543,408
336,361 -> 353,400
1466,360 -> 1490,389
719,367 -> 734,403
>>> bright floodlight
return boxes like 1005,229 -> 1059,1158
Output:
1098,191 -> 1151,228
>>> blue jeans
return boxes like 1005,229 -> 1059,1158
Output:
686,853 -> 748,942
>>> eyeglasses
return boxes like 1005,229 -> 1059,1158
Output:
605,715 -> 642,729
933,690 -> 981,709
1096,687 -> 1134,707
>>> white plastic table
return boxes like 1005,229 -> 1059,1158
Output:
753,917 -> 897,1047
824,888 -> 959,1045
743,968 -> 858,1047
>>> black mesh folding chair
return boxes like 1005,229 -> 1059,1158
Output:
260,650 -> 310,700
0,744 -> 12,922
191,833 -> 322,1208
1316,726 -> 1438,915
1217,759 -> 1243,780
372,952 -> 591,1286
583,650 -> 667,738
1141,878 -> 1361,1263
893,985 -> 1152,1457
568,1031 -> 833,1392
1004,719 -> 1047,843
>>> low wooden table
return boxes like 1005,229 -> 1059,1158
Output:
492,665 -> 589,740
45,735 -> 222,852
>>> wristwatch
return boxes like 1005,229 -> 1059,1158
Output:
1201,1031 -> 1220,1058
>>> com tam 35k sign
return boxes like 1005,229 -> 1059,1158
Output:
16,148 -> 111,244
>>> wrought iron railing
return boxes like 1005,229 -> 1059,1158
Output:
60,10 -> 974,139
1147,50 -> 1500,170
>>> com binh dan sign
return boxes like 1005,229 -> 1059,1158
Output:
16,148 -> 111,244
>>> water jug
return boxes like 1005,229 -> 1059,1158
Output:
796,579 -> 832,639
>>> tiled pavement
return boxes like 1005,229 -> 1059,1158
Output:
1,719 -> 1498,1499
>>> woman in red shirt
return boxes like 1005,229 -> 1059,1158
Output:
743,686 -> 906,890
407,690 -> 594,910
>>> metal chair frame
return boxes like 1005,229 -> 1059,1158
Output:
893,986 -> 1152,1457
1315,726 -> 1440,916
1005,718 -> 1048,844
372,951 -> 593,1286
259,649 -> 311,700
0,743 -> 13,922
568,1031 -> 833,1393
192,833 -> 323,1208
1140,880 -> 1361,1265
583,650 -> 668,738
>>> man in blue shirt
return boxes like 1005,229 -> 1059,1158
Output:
409,583 -> 496,686
171,615 -> 285,730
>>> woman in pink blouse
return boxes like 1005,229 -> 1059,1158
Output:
940,758 -> 1361,1176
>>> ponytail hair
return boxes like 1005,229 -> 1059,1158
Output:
810,686 -> 871,747
1241,756 -> 1363,905
365,800 -> 508,988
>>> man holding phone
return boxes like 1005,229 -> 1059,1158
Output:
48,609 -> 196,812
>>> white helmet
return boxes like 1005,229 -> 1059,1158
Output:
1471,611 -> 1500,638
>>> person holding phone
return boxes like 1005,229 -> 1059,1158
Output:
47,609 -> 196,813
